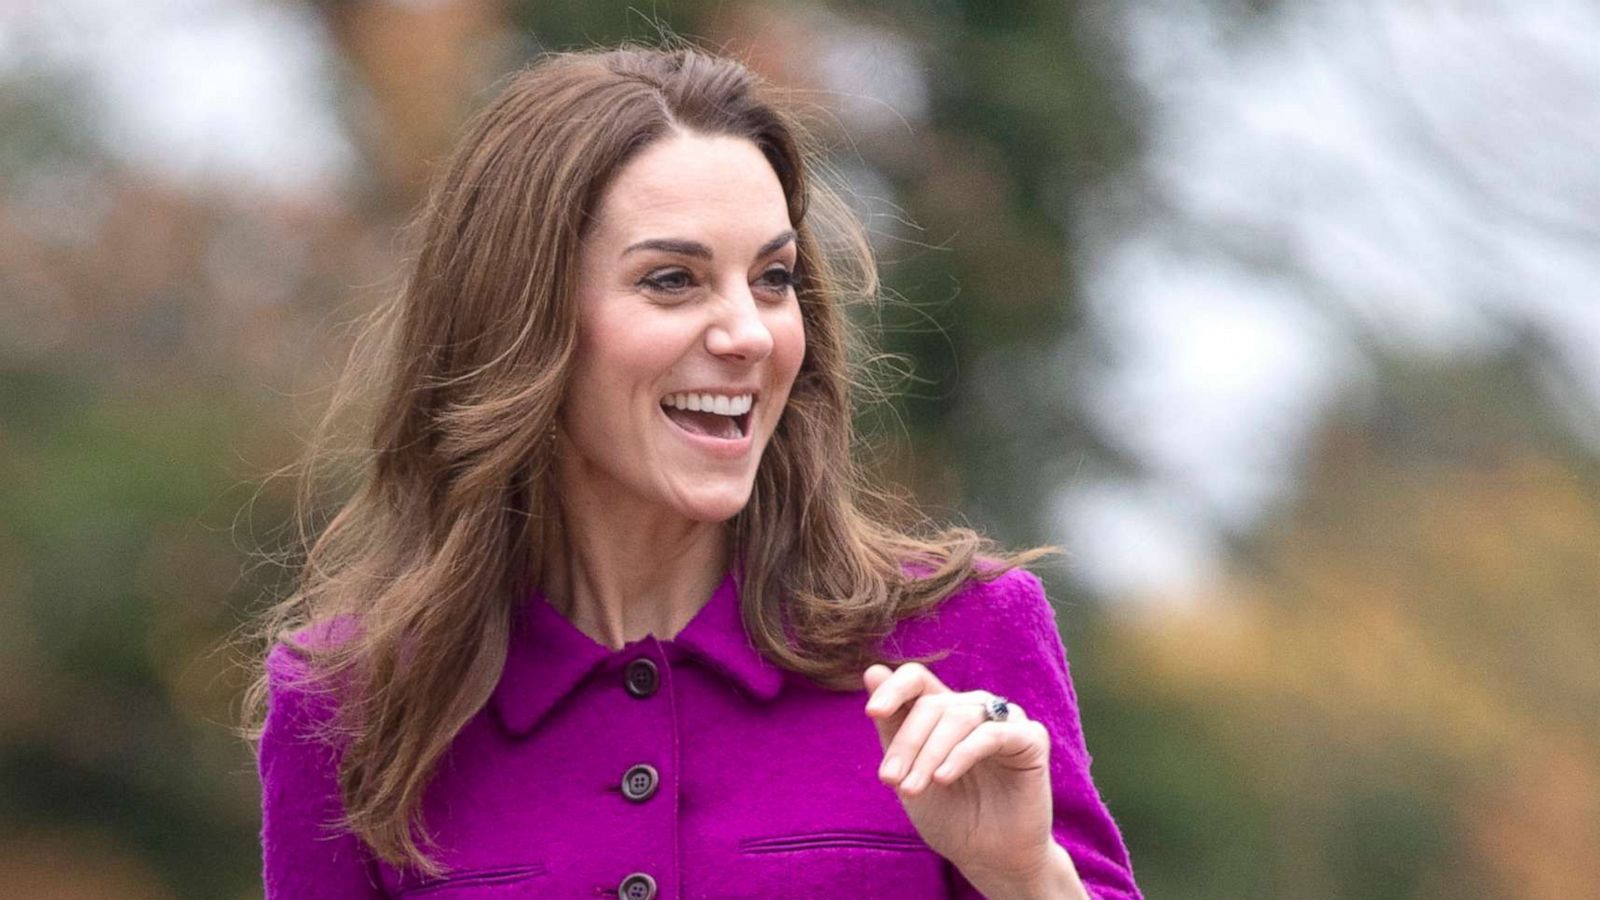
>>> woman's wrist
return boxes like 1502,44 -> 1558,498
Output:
959,841 -> 1091,900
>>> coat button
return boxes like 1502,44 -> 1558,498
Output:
624,658 -> 659,697
621,763 -> 659,802
619,872 -> 656,900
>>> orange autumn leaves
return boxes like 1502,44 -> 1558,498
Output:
1105,420 -> 1600,898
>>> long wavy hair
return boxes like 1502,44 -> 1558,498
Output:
240,42 -> 1051,877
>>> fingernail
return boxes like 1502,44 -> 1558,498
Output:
903,772 -> 925,792
881,757 -> 904,780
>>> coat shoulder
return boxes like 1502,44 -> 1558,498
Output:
877,563 -> 1055,669
263,614 -> 363,729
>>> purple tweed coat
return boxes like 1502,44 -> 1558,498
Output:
258,566 -> 1142,898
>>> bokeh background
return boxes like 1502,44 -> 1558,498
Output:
3,1 -> 1597,897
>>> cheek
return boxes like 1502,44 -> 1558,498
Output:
565,314 -> 652,442
771,309 -> 807,383
577,308 -> 680,389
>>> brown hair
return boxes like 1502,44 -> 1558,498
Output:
240,42 -> 1050,877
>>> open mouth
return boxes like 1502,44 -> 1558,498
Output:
660,392 -> 753,441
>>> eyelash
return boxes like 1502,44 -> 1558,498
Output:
639,266 -> 798,298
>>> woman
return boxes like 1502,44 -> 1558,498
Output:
246,44 -> 1141,899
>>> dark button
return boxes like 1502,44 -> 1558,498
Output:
624,658 -> 659,697
621,763 -> 659,802
619,872 -> 656,900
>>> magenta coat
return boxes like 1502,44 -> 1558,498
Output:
258,566 -> 1142,898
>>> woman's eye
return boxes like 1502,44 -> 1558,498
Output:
757,266 -> 797,293
640,269 -> 693,293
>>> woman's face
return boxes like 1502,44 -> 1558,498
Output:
557,130 -> 806,524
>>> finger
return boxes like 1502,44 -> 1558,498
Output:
877,692 -> 959,786
898,701 -> 989,794
862,663 -> 893,694
864,659 -> 947,743
930,719 -> 1051,787
865,664 -> 938,755
897,694 -> 1028,791
864,662 -> 948,729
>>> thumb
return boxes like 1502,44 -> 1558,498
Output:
862,663 -> 903,748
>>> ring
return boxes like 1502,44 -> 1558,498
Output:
982,694 -> 1010,722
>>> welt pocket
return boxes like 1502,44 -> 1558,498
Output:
395,863 -> 549,896
739,829 -> 929,854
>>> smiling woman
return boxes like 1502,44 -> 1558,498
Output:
241,42 -> 1141,900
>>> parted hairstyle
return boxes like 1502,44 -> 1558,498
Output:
239,42 -> 1050,877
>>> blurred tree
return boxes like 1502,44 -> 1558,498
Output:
1100,346 -> 1600,898
0,9 -> 420,898
313,0 -> 519,206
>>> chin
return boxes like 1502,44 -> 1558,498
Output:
672,482 -> 756,523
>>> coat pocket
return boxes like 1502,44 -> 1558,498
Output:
395,863 -> 549,897
722,829 -> 947,899
739,829 -> 929,854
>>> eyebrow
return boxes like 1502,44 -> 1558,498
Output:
622,229 -> 797,261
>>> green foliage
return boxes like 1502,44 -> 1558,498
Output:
1077,652 -> 1275,900
1,368 -> 274,895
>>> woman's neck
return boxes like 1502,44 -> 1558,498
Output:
541,466 -> 730,652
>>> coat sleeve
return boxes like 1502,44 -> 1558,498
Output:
259,641 -> 385,899
939,569 -> 1143,900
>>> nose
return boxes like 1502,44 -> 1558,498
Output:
705,285 -> 774,362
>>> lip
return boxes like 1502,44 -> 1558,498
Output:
657,404 -> 754,460
660,387 -> 763,401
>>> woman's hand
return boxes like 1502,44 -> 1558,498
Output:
863,661 -> 1086,899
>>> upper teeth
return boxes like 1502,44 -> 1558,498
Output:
662,393 -> 753,416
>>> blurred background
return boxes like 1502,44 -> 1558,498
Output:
2,1 -> 1596,897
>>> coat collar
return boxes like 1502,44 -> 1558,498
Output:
490,567 -> 786,737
